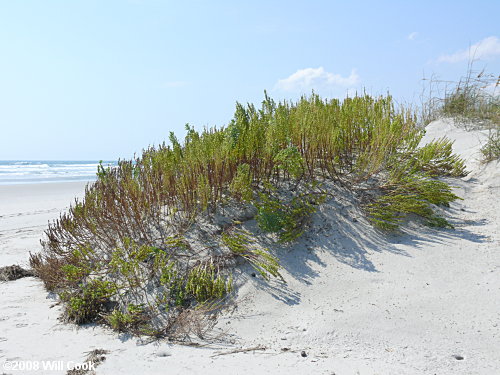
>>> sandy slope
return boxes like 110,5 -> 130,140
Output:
0,120 -> 498,375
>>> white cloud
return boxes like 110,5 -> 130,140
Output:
408,32 -> 418,41
438,36 -> 500,63
275,67 -> 360,92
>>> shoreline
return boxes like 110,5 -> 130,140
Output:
0,179 -> 95,186
0,160 -> 115,187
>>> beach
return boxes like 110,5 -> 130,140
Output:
0,182 -> 88,266
0,120 -> 499,374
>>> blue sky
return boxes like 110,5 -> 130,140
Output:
0,0 -> 499,160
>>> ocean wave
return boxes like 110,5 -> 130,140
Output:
0,161 -> 116,185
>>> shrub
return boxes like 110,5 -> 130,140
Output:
106,304 -> 147,332
255,191 -> 325,243
366,175 -> 460,230
63,279 -> 117,324
229,163 -> 253,201
221,228 -> 281,281
185,264 -> 233,302
30,92 -> 467,337
481,126 -> 500,162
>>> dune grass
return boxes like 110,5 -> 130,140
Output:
30,92 -> 467,338
420,63 -> 499,162
442,72 -> 499,162
481,128 -> 500,162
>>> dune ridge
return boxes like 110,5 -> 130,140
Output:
0,119 -> 498,374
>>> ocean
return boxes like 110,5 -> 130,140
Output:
0,160 -> 117,185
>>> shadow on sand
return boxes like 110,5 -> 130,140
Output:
248,193 -> 489,306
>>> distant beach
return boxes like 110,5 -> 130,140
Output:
0,161 -> 116,185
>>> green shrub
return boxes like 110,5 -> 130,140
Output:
273,146 -> 305,179
406,138 -> 467,177
30,92 -> 467,337
229,163 -> 253,201
255,192 -> 325,243
426,216 -> 454,229
481,127 -> 500,162
367,175 -> 460,230
106,304 -> 147,332
185,264 -> 232,302
64,280 -> 117,324
222,228 -> 281,281
61,264 -> 87,284
255,193 -> 286,234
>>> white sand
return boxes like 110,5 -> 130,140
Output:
1,121 -> 499,374
0,182 -> 88,267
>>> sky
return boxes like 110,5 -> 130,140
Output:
0,0 -> 499,160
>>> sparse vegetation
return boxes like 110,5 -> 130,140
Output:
421,60 -> 499,126
441,72 -> 499,127
420,61 -> 499,162
481,126 -> 500,162
30,92 -> 467,338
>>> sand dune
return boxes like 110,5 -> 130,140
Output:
0,121 -> 498,374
